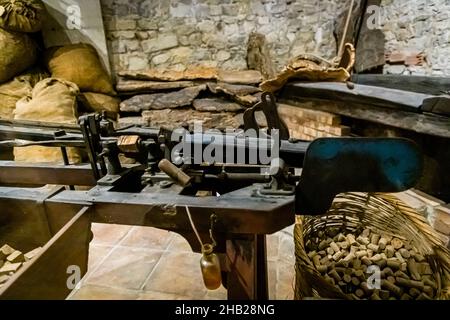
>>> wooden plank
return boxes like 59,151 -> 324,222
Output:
353,0 -> 385,72
334,0 -> 366,54
0,199 -> 52,254
0,207 -> 92,300
280,99 -> 450,139
0,162 -> 96,186
283,81 -> 450,119
351,74 -> 450,96
282,82 -> 431,113
226,236 -> 265,300
422,96 -> 450,117
48,185 -> 295,235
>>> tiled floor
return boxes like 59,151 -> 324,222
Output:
68,224 -> 296,300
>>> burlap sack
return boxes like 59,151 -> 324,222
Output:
0,76 -> 32,119
15,66 -> 48,87
0,67 -> 49,119
260,43 -> 356,93
78,92 -> 120,120
45,43 -> 116,95
0,28 -> 37,83
14,78 -> 82,163
0,0 -> 46,33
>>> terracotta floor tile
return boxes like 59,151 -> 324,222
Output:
121,226 -> 173,250
139,290 -> 196,300
88,245 -> 114,270
278,232 -> 295,264
282,225 -> 295,237
86,247 -> 163,290
267,234 -> 279,261
76,227 -> 296,300
91,223 -> 133,246
143,251 -> 208,298
268,261 -> 277,300
204,285 -> 227,300
166,233 -> 194,253
69,285 -> 139,300
275,261 -> 295,300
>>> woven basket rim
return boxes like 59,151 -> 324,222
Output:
295,192 -> 450,300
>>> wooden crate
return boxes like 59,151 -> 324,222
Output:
0,189 -> 91,300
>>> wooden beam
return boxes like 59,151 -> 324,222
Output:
279,98 -> 450,139
281,81 -> 450,117
0,162 -> 96,186
354,0 -> 385,72
352,74 -> 450,95
334,0 -> 365,53
0,207 -> 91,300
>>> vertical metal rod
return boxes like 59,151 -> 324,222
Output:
60,147 -> 74,191
88,116 -> 107,176
80,118 -> 101,180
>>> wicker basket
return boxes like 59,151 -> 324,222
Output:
295,192 -> 450,300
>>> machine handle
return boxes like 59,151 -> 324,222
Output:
158,159 -> 192,187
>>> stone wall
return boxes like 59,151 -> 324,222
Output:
100,0 -> 450,77
100,0 -> 341,75
380,0 -> 450,76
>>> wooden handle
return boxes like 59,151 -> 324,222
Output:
158,159 -> 192,187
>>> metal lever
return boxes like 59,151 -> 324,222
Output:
243,92 -> 290,140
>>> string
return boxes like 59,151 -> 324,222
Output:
338,0 -> 356,59
186,206 -> 204,248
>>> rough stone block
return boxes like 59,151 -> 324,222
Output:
142,35 -> 179,53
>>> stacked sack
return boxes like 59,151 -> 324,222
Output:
0,0 -> 46,160
44,43 -> 120,120
0,1 -> 118,163
0,0 -> 46,119
13,78 -> 82,163
12,43 -> 119,163
0,67 -> 48,120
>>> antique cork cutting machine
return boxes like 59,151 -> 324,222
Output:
0,93 -> 423,300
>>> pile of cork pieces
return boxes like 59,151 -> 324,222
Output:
0,244 -> 41,289
306,228 -> 438,300
115,67 -> 352,140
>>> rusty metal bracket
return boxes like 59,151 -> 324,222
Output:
243,92 -> 290,140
